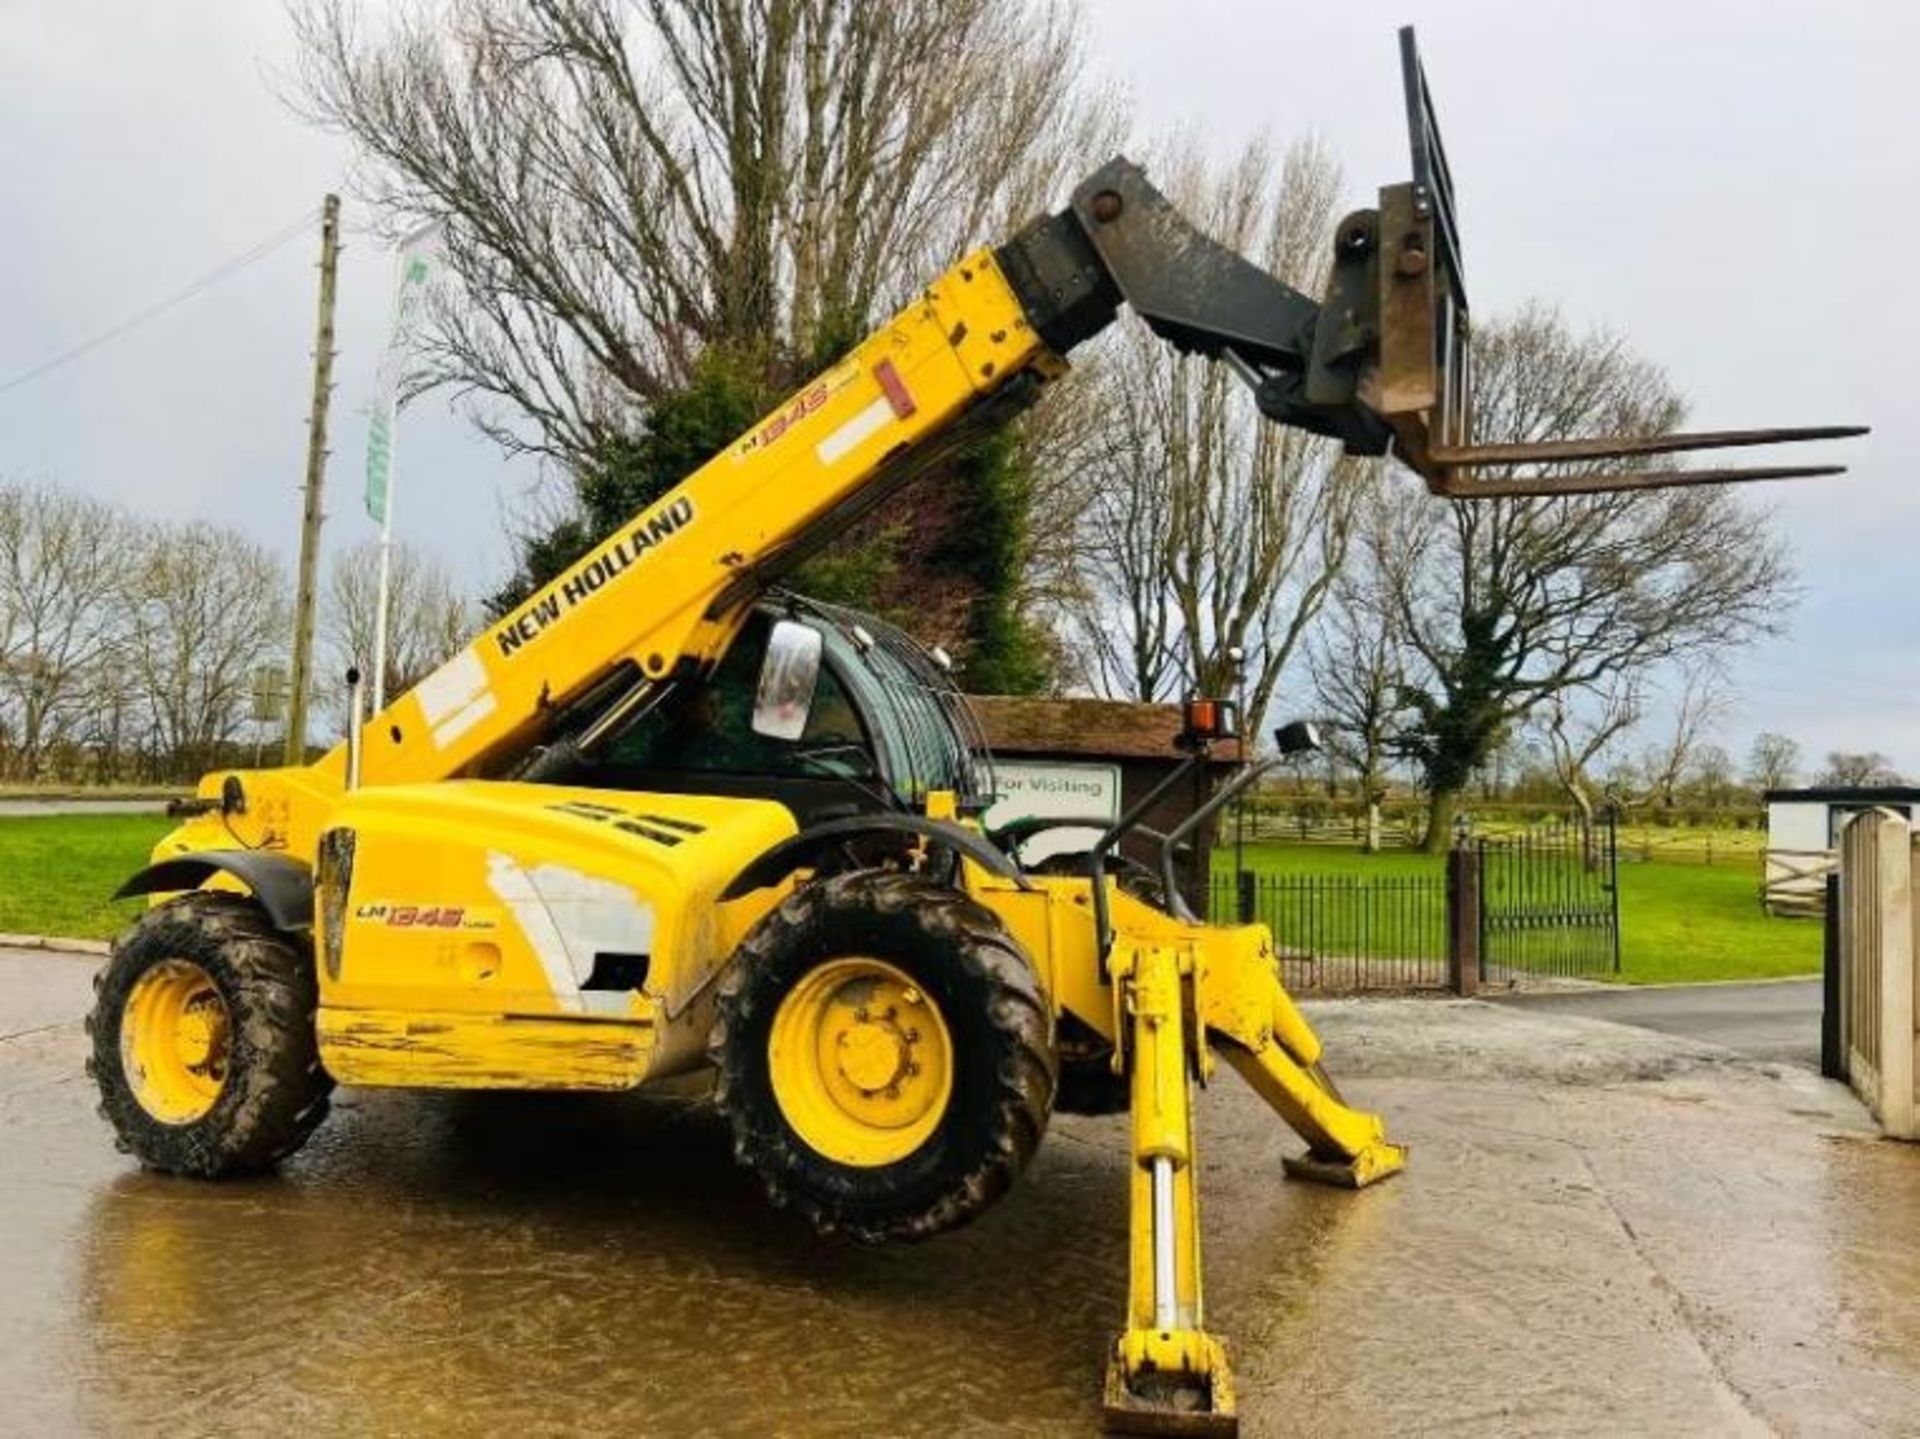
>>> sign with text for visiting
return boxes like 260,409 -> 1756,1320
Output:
985,761 -> 1121,864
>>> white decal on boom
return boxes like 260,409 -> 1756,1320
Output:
414,648 -> 488,727
814,397 -> 895,466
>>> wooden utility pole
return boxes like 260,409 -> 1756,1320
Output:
285,193 -> 341,764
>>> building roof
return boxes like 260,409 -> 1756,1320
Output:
1765,786 -> 1920,805
967,694 -> 1244,764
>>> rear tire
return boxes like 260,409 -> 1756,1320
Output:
710,870 -> 1055,1242
88,891 -> 332,1177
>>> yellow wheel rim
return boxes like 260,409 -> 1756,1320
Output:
120,959 -> 231,1125
768,957 -> 954,1168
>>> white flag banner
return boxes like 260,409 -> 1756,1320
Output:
365,223 -> 442,525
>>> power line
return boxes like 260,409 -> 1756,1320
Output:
0,208 -> 320,398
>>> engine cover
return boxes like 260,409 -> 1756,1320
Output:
312,781 -> 796,1089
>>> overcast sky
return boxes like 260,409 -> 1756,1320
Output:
1,1 -> 1911,777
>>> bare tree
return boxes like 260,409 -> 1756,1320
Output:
1474,729 -> 1526,802
323,539 -> 472,711
1052,361 -> 1178,700
1688,742 -> 1738,808
0,483 -> 129,781
1819,750 -> 1902,787
1538,676 -> 1642,838
291,0 -> 1120,464
1056,136 -> 1371,724
1746,731 -> 1801,793
1636,669 -> 1729,810
126,523 -> 291,780
1307,502 -> 1405,850
1013,355 -> 1115,665
0,486 -> 22,771
1363,305 -> 1794,850
72,656 -> 145,784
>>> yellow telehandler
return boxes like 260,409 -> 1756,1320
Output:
88,30 -> 1859,1433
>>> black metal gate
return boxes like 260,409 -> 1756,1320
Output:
1475,813 -> 1621,979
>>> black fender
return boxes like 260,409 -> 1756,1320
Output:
115,850 -> 315,932
720,815 -> 1031,901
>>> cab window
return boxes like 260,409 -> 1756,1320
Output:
599,618 -> 872,779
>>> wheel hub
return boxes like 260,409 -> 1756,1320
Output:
174,996 -> 226,1069
837,1018 -> 910,1094
768,960 -> 953,1167
120,959 -> 231,1125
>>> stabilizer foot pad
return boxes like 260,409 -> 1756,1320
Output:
1282,1139 -> 1407,1189
1102,1350 -> 1237,1436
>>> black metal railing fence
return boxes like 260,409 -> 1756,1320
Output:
1208,871 -> 1450,993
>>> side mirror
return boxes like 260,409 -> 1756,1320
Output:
1274,720 -> 1321,756
751,620 -> 824,741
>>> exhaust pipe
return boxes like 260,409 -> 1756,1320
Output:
345,666 -> 364,789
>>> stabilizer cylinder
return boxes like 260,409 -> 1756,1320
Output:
1103,943 -> 1236,1436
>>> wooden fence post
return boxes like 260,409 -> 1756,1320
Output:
1837,809 -> 1918,1140
1896,831 -> 1919,1138
1447,846 -> 1481,997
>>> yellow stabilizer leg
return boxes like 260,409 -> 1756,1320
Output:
1204,936 -> 1406,1188
1220,1042 -> 1406,1187
1103,944 -> 1236,1437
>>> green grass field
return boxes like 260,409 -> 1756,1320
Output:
0,814 -> 172,940
1221,841 -> 1819,984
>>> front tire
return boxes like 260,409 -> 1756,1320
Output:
88,891 -> 332,1177
710,871 -> 1055,1242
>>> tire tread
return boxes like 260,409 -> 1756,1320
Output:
89,891 -> 332,1177
709,871 -> 1054,1243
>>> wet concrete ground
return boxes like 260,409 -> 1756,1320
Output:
4,946 -> 1917,1436
1493,978 -> 1823,1069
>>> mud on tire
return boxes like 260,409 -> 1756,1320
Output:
88,891 -> 333,1177
709,870 -> 1056,1243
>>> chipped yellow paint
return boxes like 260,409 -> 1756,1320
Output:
135,243 -> 1060,1091
317,1007 -> 654,1090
